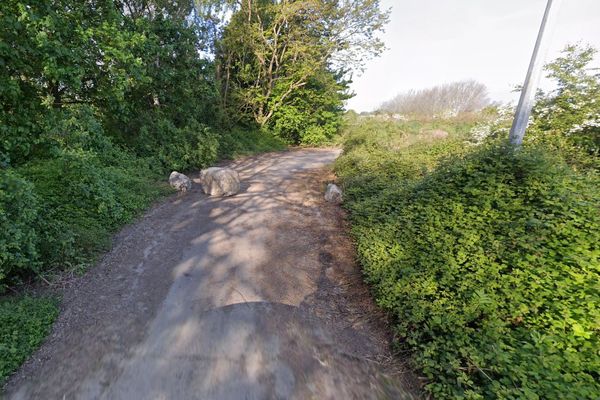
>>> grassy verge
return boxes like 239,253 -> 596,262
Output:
335,117 -> 600,399
0,296 -> 59,384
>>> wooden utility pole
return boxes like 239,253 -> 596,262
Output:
509,0 -> 563,146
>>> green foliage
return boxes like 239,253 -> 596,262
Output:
136,117 -> 219,172
0,1 -> 221,168
0,296 -> 59,384
20,147 -> 169,269
270,70 -> 349,145
0,171 -> 40,290
217,128 -> 286,160
0,107 -> 171,290
216,0 -> 387,142
529,44 -> 600,159
336,114 -> 600,398
104,13 -> 222,146
335,116 -> 476,197
0,0 -> 146,165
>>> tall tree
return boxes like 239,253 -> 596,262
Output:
215,0 -> 388,132
0,0 -> 140,164
0,0 -> 222,166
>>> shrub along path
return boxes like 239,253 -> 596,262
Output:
4,149 -> 419,400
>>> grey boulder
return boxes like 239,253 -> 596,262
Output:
325,183 -> 343,204
200,167 -> 240,197
169,171 -> 192,192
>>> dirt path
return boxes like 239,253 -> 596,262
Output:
5,149 -> 420,400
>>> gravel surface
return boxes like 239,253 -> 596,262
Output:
4,148 -> 421,400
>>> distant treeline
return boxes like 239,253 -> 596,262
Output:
379,80 -> 491,118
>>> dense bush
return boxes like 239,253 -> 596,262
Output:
0,106 -> 172,290
217,128 -> 286,160
0,171 -> 40,290
336,115 -> 600,398
136,117 -> 219,172
20,147 -> 169,268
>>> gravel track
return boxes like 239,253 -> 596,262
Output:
5,149 -> 420,400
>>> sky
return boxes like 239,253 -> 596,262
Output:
347,0 -> 600,112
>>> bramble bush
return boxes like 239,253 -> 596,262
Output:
0,107 -> 172,290
338,140 -> 599,398
335,61 -> 600,397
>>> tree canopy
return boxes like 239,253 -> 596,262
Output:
215,0 -> 389,142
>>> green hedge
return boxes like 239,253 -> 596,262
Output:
19,147 -> 169,269
336,124 -> 600,398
